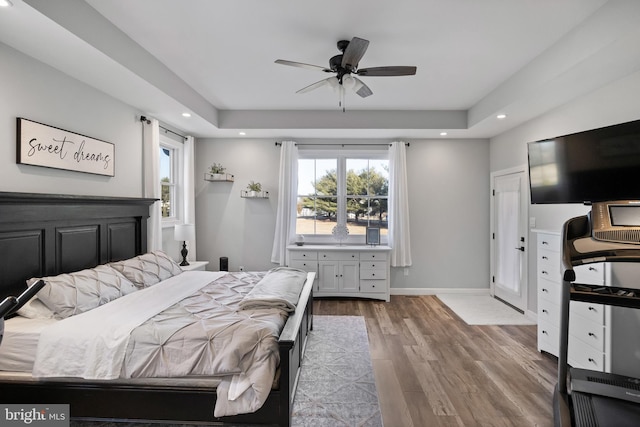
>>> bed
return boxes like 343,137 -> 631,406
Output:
0,191 -> 314,426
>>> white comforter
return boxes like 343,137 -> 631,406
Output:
34,271 -> 224,379
32,270 -> 299,417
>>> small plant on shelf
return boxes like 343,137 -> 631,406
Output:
209,163 -> 226,174
247,181 -> 262,192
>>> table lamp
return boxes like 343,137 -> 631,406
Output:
174,224 -> 196,266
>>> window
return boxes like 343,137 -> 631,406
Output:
296,149 -> 389,243
159,136 -> 183,224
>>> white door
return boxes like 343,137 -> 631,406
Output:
491,168 -> 528,312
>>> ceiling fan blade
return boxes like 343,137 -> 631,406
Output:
357,66 -> 417,77
296,77 -> 336,94
353,77 -> 373,98
275,59 -> 331,72
341,37 -> 369,70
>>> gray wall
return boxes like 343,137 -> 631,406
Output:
2,40 -> 491,291
0,42 -> 143,198
0,42 -> 182,262
195,137 -> 491,291
489,69 -> 640,313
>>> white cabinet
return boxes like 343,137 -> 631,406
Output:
535,230 -> 610,372
287,245 -> 391,301
318,250 -> 359,294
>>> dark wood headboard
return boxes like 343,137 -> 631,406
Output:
0,192 -> 155,302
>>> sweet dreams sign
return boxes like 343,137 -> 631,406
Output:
17,118 -> 115,177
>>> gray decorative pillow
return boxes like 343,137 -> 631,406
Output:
109,250 -> 183,289
34,265 -> 138,319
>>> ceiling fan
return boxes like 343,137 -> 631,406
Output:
275,37 -> 417,109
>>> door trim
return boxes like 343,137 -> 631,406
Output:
490,165 -> 529,310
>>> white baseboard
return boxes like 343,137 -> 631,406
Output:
391,288 -> 490,296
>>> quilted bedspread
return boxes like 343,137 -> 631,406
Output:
35,271 -> 292,417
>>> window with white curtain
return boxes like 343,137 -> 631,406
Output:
296,148 -> 389,244
159,135 -> 183,225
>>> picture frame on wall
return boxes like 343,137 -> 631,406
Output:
366,227 -> 380,246
16,117 -> 115,177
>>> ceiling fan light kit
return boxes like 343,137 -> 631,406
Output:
275,36 -> 417,111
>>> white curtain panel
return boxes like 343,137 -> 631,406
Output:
388,141 -> 412,267
271,141 -> 299,265
183,135 -> 197,261
142,118 -> 162,251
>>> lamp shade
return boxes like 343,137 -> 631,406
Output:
174,224 -> 196,241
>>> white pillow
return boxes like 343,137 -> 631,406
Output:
33,264 -> 138,319
109,250 -> 183,289
16,298 -> 55,319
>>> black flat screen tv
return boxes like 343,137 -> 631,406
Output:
528,119 -> 640,204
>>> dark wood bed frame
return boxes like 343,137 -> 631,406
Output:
0,191 -> 313,426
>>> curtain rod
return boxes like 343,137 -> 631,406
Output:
274,142 -> 409,147
140,116 -> 187,140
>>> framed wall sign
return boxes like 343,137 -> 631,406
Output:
17,117 -> 115,177
366,227 -> 380,246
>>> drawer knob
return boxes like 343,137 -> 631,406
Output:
542,241 -> 549,245
589,266 -> 597,271
588,358 -> 596,364
542,309 -> 548,314
588,306 -> 596,311
588,332 -> 595,338
372,273 -> 375,276
542,288 -> 548,293
541,270 -> 548,275
542,256 -> 548,260
542,330 -> 548,335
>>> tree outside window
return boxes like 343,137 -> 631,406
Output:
296,153 -> 388,242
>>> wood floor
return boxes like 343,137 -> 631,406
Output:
313,295 -> 558,427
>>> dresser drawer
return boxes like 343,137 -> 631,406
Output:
360,280 -> 386,293
538,276 -> 561,304
360,260 -> 387,270
360,252 -> 386,261
538,320 -> 559,356
360,269 -> 386,280
289,260 -> 318,272
318,251 -> 359,261
569,315 -> 605,352
289,251 -> 318,261
570,301 -> 604,324
538,234 -> 561,252
574,263 -> 605,285
568,336 -> 605,372
538,299 -> 560,326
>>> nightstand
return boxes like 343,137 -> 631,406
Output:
180,261 -> 209,271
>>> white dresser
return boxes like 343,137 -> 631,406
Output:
535,230 -> 611,372
287,245 -> 391,301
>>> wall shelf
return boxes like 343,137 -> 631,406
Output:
241,190 -> 269,199
204,173 -> 234,182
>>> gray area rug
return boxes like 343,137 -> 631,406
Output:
69,315 -> 382,427
292,315 -> 383,427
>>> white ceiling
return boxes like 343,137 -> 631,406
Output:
2,0 -> 640,140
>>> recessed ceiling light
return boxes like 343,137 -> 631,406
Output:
238,131 -> 246,136
0,0 -> 13,7
496,114 -> 507,119
440,132 -> 448,136
182,112 -> 191,118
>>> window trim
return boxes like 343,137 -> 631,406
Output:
159,135 -> 184,227
296,148 -> 389,245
